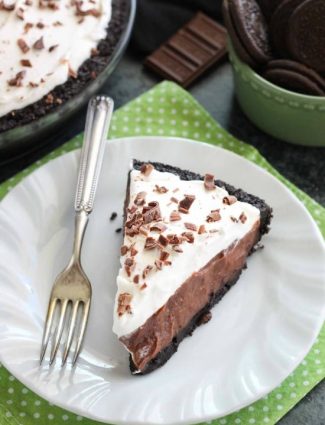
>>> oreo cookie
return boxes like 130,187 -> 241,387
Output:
222,0 -> 257,68
287,0 -> 325,73
263,68 -> 325,96
266,60 -> 325,91
229,0 -> 272,64
270,0 -> 303,57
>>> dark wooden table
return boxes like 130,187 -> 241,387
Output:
0,49 -> 324,424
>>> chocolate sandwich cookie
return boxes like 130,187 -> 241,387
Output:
263,68 -> 325,96
270,0 -> 303,57
287,0 -> 325,73
266,59 -> 325,92
229,0 -> 272,64
222,0 -> 257,68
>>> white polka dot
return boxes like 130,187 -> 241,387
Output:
264,418 -> 270,423
263,406 -> 269,412
159,108 -> 165,114
205,133 -> 211,139
206,122 -> 211,128
135,107 -> 141,113
123,116 -> 129,122
158,129 -> 164,134
315,359 -> 321,364
182,120 -> 188,126
146,117 -> 153,123
182,131 -> 188,137
302,370 -> 308,376
217,134 -> 223,139
171,120 -> 176,125
35,400 -> 41,406
316,369 -> 323,374
21,401 -> 27,407
289,382 -> 295,388
249,418 -> 255,424
171,109 -> 177,114
36,160 -> 41,165
171,97 -> 177,103
147,107 -> 153,113
76,416 -> 83,421
290,392 -> 297,398
183,109 -> 189,115
303,380 -> 310,386
19,413 -> 26,417
9,375 -> 15,381
234,419 -> 241,424
194,132 -> 200,138
220,419 -> 227,424
302,360 -> 307,366
8,388 -> 14,394
122,126 -> 129,132
48,414 -> 54,420
158,118 -> 165,124
314,349 -> 320,354
276,394 -> 282,399
277,404 -> 283,410
159,97 -> 165,103
62,414 -> 69,421
170,129 -> 176,135
194,110 -> 200,115
33,412 -> 40,418
134,127 -> 141,133
248,406 -> 254,412
146,128 -> 152,134
6,412 -> 12,418
74,141 -> 80,147
147,97 -> 153,103
6,400 -> 13,405
194,121 -> 200,127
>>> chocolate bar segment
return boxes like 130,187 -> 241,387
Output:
145,12 -> 227,87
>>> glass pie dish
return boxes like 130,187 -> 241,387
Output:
0,0 -> 136,159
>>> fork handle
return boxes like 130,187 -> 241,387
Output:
75,95 -> 114,213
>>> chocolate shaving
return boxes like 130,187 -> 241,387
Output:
25,0 -> 32,5
167,234 -> 182,245
143,201 -> 161,224
53,20 -> 63,26
128,205 -> 137,214
230,216 -> 238,223
160,251 -> 169,261
239,212 -> 247,223
184,222 -> 197,231
140,283 -> 147,290
36,22 -> 44,29
198,224 -> 206,234
33,36 -> 44,50
49,44 -> 58,52
16,7 -> 24,19
20,59 -> 32,67
75,1 -> 101,17
150,223 -> 167,233
172,245 -> 183,253
154,184 -> 168,194
120,245 -> 128,256
29,81 -> 38,88
134,191 -> 146,206
124,257 -> 135,277
223,195 -> 237,205
24,22 -> 33,33
139,226 -> 149,237
142,265 -> 153,279
182,231 -> 194,243
179,195 -> 195,214
209,229 -> 219,233
144,237 -> 157,250
207,210 -> 221,222
117,293 -> 132,316
140,163 -> 154,176
2,1 -> 15,10
170,210 -> 181,221
17,38 -> 29,53
133,274 -> 139,284
158,234 -> 168,247
170,196 -> 178,204
8,70 -> 26,87
130,246 -> 138,257
155,259 -> 163,270
204,173 -> 215,190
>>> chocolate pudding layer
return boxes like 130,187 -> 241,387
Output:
122,220 -> 260,373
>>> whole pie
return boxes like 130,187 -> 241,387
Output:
114,160 -> 272,374
0,0 -> 127,133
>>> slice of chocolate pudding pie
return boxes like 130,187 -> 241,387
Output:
113,160 -> 272,374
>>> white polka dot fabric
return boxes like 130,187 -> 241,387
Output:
0,81 -> 324,425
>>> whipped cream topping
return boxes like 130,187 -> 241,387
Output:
113,167 -> 260,338
0,0 -> 111,117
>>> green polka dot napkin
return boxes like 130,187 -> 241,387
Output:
0,81 -> 324,425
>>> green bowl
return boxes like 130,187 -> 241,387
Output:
228,42 -> 325,147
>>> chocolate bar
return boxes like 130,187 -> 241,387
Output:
144,12 -> 228,87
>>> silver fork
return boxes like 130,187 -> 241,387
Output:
40,95 -> 114,366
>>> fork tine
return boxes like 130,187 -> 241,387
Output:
62,301 -> 80,366
40,297 -> 58,364
72,300 -> 90,366
49,299 -> 69,365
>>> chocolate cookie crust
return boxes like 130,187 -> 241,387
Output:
0,0 -> 128,133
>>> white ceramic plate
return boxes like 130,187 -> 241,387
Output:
0,137 -> 324,425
